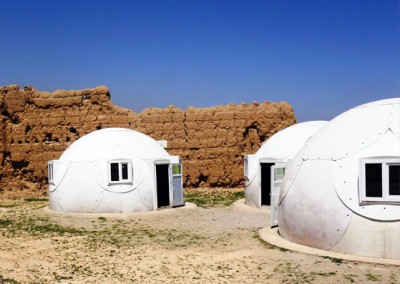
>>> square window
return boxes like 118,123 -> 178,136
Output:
359,158 -> 400,204
108,160 -> 133,185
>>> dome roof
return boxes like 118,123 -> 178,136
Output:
60,128 -> 169,161
301,98 -> 400,161
278,98 -> 400,258
255,121 -> 327,160
281,98 -> 400,215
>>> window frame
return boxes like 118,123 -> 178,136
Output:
108,160 -> 133,185
273,166 -> 286,182
48,161 -> 54,185
172,163 -> 182,176
359,157 -> 400,204
244,156 -> 249,178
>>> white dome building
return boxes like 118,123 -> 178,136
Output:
278,98 -> 400,259
48,128 -> 184,213
244,121 -> 327,225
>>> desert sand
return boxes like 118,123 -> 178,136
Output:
0,197 -> 398,283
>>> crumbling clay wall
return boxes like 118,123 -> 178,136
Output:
0,85 -> 296,195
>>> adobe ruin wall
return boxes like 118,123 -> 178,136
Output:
0,85 -> 296,195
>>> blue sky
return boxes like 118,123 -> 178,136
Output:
0,0 -> 398,121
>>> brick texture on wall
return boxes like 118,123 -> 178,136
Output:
0,85 -> 296,194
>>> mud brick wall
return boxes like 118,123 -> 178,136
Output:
0,85 -> 296,193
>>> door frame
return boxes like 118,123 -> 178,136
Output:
270,163 -> 286,227
258,158 -> 276,206
153,159 -> 172,209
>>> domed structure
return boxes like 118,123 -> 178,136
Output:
244,121 -> 327,227
48,128 -> 184,213
278,98 -> 400,259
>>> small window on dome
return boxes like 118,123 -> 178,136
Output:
244,157 -> 249,178
359,158 -> 400,204
48,161 -> 54,184
108,160 -> 133,185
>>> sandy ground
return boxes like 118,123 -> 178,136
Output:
0,199 -> 399,283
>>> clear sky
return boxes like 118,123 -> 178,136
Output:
0,0 -> 398,122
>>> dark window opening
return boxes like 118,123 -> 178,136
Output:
365,163 -> 382,197
110,163 -> 119,181
121,163 -> 128,180
389,165 -> 400,196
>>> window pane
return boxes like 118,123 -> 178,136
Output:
172,164 -> 181,175
274,167 -> 285,181
365,163 -> 382,197
49,164 -> 53,181
244,158 -> 248,177
389,165 -> 400,196
110,163 -> 119,181
121,163 -> 129,180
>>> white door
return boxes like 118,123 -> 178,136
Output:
270,163 -> 286,227
171,163 -> 184,207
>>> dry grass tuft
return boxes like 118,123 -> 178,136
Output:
184,187 -> 244,208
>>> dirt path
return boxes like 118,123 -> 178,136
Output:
0,199 -> 398,283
